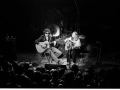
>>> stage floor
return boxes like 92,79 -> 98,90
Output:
15,51 -> 96,69
1,51 -> 120,70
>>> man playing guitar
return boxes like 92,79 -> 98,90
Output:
64,31 -> 81,65
35,28 -> 62,64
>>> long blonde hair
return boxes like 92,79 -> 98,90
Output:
72,31 -> 78,40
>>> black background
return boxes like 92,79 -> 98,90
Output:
0,0 -> 120,53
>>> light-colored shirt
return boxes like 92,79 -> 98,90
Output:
64,37 -> 81,48
46,37 -> 49,41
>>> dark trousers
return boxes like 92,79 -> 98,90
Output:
66,49 -> 78,63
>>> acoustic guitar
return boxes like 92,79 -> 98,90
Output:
35,38 -> 60,53
65,39 -> 81,51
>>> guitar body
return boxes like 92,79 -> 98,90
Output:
35,38 -> 61,53
65,40 -> 73,51
65,40 -> 80,51
35,41 -> 50,53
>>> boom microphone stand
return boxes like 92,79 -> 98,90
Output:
54,8 -> 64,38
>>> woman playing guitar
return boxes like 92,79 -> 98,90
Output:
64,31 -> 81,65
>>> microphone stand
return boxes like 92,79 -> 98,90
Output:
97,41 -> 102,62
74,0 -> 80,33
95,41 -> 102,66
54,8 -> 64,38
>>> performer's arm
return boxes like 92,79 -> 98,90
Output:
64,37 -> 71,42
35,35 -> 44,44
73,39 -> 81,48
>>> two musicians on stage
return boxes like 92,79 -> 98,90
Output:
35,28 -> 81,65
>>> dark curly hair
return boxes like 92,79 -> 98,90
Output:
43,28 -> 51,34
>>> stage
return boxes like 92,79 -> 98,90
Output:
15,51 -> 96,69
1,50 -> 120,71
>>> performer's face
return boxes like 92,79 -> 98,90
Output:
45,32 -> 50,37
72,32 -> 77,38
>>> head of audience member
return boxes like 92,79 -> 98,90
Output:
16,64 -> 25,75
45,69 -> 51,75
74,73 -> 84,88
50,82 -> 55,88
22,62 -> 31,71
16,74 -> 32,88
76,70 -> 82,78
83,73 -> 91,85
50,69 -> 60,87
25,68 -> 35,81
1,61 -> 11,72
71,64 -> 79,77
64,70 -> 75,82
51,69 -> 59,79
58,84 -> 64,88
36,66 -> 46,74
57,68 -> 65,80
98,80 -> 108,88
11,61 -> 18,72
34,71 -> 42,84
6,83 -> 21,88
29,82 -> 38,88
59,80 -> 65,85
42,79 -> 51,88
62,70 -> 75,87
42,73 -> 51,81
